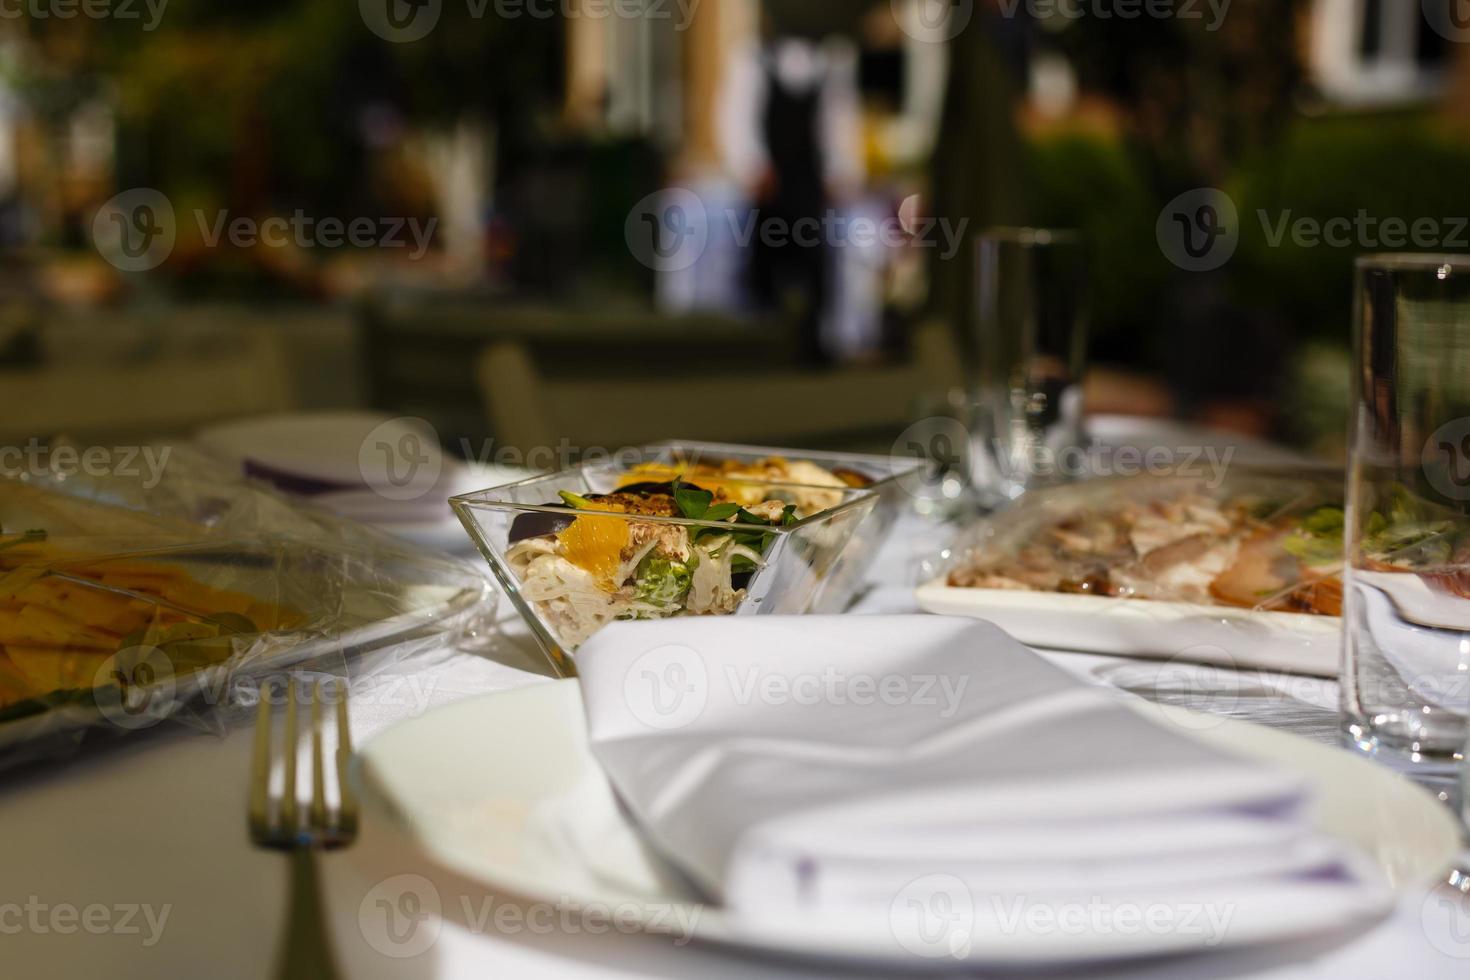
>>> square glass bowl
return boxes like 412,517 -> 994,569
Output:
452,467 -> 879,675
581,441 -> 927,614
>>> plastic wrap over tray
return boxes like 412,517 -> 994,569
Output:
0,444 -> 494,770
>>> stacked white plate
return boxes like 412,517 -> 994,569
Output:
196,412 -> 532,553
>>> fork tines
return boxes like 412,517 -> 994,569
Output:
249,675 -> 359,850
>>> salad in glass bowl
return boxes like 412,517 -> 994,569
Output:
454,466 -> 877,673
581,441 -> 927,612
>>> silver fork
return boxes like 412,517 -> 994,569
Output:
249,675 -> 359,980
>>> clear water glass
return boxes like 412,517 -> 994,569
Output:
970,228 -> 1089,504
1342,254 -> 1470,779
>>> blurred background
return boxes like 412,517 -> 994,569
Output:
2,0 -> 1468,460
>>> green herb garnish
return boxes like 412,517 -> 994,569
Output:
558,491 -> 597,510
634,555 -> 694,608
1283,506 -> 1345,566
672,482 -> 715,520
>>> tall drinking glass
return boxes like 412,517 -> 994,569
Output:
1343,254 -> 1470,780
971,228 -> 1088,504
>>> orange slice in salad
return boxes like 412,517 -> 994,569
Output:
558,516 -> 630,591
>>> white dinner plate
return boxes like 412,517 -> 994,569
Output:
354,679 -> 1460,969
915,578 -> 1342,677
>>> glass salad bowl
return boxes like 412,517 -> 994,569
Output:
581,441 -> 928,613
452,467 -> 879,675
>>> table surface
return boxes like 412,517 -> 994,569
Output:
5,442 -> 1470,980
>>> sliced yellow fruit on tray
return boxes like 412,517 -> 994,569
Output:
3,645 -> 113,694
7,578 -> 160,635
0,566 -> 50,601
0,604 -> 119,651
0,651 -> 36,708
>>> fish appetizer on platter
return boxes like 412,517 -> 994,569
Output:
943,472 -> 1353,615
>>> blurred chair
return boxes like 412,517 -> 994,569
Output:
361,289 -> 803,445
477,321 -> 963,456
42,304 -> 363,412
0,327 -> 293,444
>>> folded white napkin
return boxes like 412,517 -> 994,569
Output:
577,616 -> 1390,954
1355,573 -> 1470,716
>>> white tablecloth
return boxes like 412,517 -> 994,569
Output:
6,574 -> 1468,979
5,432 -> 1470,979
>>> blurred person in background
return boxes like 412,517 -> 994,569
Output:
720,15 -> 864,366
